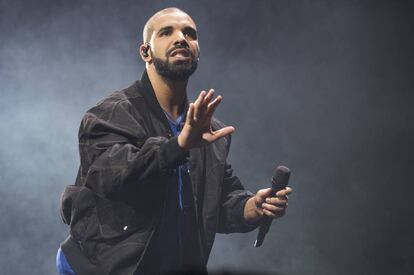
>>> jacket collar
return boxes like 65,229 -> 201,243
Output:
139,69 -> 189,134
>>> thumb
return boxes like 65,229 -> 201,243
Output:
255,188 -> 272,204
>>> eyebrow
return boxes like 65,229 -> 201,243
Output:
157,26 -> 173,35
157,25 -> 197,35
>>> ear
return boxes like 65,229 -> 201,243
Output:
196,44 -> 201,61
139,43 -> 151,62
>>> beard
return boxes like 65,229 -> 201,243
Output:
153,50 -> 198,81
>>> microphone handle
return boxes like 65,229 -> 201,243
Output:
254,181 -> 287,247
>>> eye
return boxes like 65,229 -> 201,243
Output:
184,29 -> 197,40
160,30 -> 171,37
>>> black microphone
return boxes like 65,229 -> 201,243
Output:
254,165 -> 291,247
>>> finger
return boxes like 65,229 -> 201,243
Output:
266,197 -> 288,206
206,95 -> 222,117
276,186 -> 292,197
205,89 -> 215,101
268,195 -> 288,201
194,91 -> 207,121
205,126 -> 235,143
263,208 -> 286,218
262,203 -> 286,212
199,89 -> 214,117
193,90 -> 206,118
262,209 -> 275,218
263,209 -> 285,219
266,195 -> 287,203
195,90 -> 207,105
185,103 -> 195,125
253,188 -> 272,207
202,89 -> 215,109
257,188 -> 273,200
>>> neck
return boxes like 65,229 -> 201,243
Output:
147,66 -> 187,120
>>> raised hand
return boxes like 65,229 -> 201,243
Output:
177,89 -> 235,151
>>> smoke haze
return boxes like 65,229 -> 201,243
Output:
1,1 -> 413,274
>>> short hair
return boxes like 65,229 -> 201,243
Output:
142,7 -> 191,43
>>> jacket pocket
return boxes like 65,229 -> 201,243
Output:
78,197 -> 153,266
96,198 -> 150,239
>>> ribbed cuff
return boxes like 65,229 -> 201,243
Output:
239,195 -> 261,231
160,136 -> 189,170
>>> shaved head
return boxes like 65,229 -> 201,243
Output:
140,7 -> 200,81
143,7 -> 195,44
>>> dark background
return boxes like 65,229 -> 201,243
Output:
1,0 -> 413,274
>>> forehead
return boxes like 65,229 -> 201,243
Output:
152,12 -> 196,31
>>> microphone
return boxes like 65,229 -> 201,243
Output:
254,165 -> 291,247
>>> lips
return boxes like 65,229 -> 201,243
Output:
169,48 -> 190,57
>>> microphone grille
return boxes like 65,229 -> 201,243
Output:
272,165 -> 291,185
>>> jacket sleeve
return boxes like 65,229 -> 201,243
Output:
217,135 -> 259,233
77,97 -> 188,197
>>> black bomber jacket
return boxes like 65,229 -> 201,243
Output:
59,70 -> 258,275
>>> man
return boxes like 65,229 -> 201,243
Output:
58,7 -> 292,275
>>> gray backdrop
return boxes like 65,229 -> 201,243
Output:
1,0 -> 413,274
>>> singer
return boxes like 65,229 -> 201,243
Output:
57,7 -> 292,275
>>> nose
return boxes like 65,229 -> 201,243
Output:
173,31 -> 189,47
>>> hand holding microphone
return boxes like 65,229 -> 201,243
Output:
254,166 -> 292,247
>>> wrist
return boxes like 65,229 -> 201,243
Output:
177,134 -> 190,152
243,196 -> 263,224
